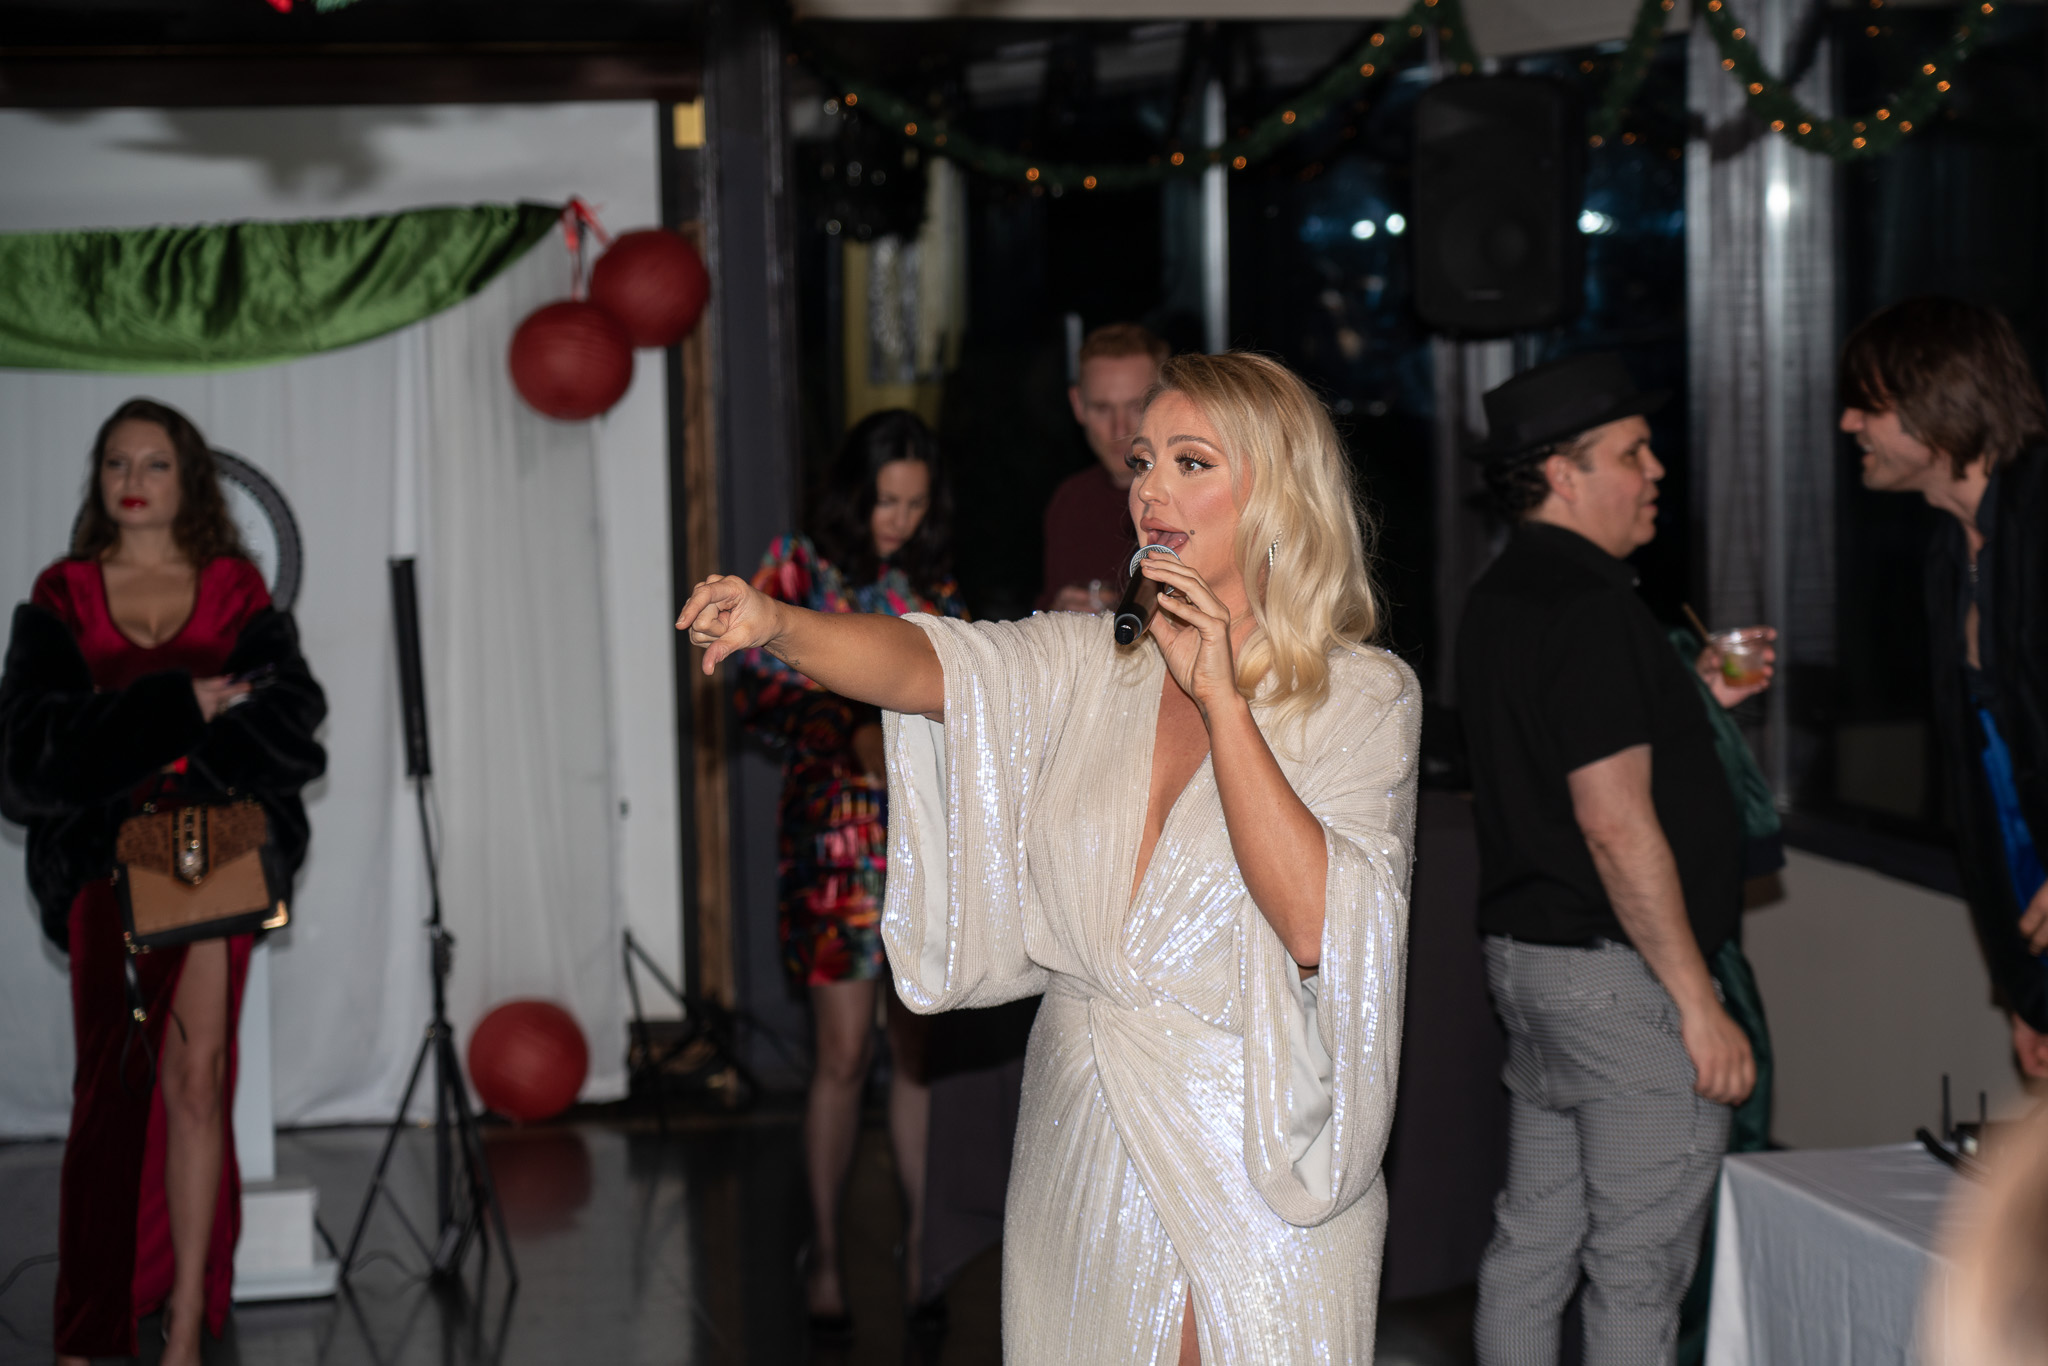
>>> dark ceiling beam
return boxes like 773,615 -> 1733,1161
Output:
0,45 -> 701,107
0,0 -> 705,106
0,0 -> 705,47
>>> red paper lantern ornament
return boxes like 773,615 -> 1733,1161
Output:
588,228 -> 711,348
508,301 -> 634,421
467,999 -> 590,1123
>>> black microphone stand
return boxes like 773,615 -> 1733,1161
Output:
342,559 -> 516,1290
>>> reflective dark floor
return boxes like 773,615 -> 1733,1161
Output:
0,1107 -> 1470,1365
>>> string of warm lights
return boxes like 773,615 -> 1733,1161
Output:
1695,0 -> 1985,157
803,0 -> 1479,193
1590,0 -> 1678,143
809,0 -> 1992,189
293,0 -> 1984,171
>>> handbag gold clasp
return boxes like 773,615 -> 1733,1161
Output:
174,807 -> 207,886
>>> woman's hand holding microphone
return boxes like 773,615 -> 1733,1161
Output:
1139,555 -> 1245,726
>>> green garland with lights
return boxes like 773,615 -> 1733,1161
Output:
1589,0 -> 1678,143
1694,0 -> 1986,158
811,0 -> 1996,189
807,0 -> 1479,193
287,0 -> 1995,173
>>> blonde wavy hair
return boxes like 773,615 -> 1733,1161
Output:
1146,351 -> 1381,728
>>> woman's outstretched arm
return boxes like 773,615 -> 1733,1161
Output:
677,574 -> 945,716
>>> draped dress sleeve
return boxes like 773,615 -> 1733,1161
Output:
1238,648 -> 1421,1227
879,610 -> 1099,1012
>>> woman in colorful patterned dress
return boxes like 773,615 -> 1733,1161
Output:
731,409 -> 966,1335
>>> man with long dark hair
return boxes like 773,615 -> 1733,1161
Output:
1840,297 -> 2048,1078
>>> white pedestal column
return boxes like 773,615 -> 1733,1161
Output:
231,940 -> 338,1301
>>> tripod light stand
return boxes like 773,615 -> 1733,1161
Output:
623,928 -> 760,1124
342,558 -> 517,1289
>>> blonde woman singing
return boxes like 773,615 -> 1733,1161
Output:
679,353 -> 1418,1363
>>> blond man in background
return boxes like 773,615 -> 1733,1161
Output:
1039,322 -> 1168,611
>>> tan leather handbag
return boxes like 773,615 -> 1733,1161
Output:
112,800 -> 288,950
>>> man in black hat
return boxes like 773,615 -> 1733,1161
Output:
1457,353 -> 1769,1364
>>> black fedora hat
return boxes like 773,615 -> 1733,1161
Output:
1469,352 -> 1668,461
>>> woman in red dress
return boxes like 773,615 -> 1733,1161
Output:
0,399 -> 326,1366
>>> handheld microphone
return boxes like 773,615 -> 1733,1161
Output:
1113,544 -> 1181,645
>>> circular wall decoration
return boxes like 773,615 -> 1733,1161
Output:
214,450 -> 304,612
70,448 -> 304,612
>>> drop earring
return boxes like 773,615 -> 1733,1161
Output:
1268,538 -> 1280,572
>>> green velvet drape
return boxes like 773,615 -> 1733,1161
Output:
0,202 -> 561,372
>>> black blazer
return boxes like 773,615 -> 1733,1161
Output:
0,602 -> 327,951
1926,450 -> 2048,1031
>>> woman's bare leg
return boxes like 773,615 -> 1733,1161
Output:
883,991 -> 931,1304
805,979 -> 877,1316
1178,1290 -> 1200,1365
159,939 -> 230,1366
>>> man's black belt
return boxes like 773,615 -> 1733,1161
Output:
1499,933 -> 1630,952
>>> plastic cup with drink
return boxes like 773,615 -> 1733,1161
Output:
1708,627 -> 1773,690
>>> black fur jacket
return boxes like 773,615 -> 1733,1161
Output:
0,602 -> 327,951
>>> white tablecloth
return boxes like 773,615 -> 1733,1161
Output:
1706,1145 -> 1968,1366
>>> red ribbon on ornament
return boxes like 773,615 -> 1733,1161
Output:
559,199 -> 612,301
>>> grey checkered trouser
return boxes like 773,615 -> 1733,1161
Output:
1474,936 -> 1730,1366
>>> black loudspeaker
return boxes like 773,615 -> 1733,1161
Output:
1412,77 -> 1586,337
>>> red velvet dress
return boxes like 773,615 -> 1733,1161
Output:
31,556 -> 269,1358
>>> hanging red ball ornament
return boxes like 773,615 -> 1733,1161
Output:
587,228 -> 711,348
467,999 -> 589,1123
508,301 -> 634,421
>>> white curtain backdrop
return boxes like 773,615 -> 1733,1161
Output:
0,104 -> 673,1134
414,266 -> 624,1071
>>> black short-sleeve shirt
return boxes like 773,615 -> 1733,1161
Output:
1455,522 -> 1741,953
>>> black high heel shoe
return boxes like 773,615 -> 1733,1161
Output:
796,1242 -> 854,1344
808,1307 -> 855,1344
905,1293 -> 949,1336
895,1242 -> 949,1337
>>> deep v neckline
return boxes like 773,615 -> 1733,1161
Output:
1127,667 -> 1212,910
98,561 -> 198,652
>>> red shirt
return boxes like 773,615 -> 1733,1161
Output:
1037,465 -> 1136,609
32,556 -> 270,690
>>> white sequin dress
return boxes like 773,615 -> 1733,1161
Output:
881,611 -> 1419,1364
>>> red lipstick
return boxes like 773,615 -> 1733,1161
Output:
120,497 -> 148,509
